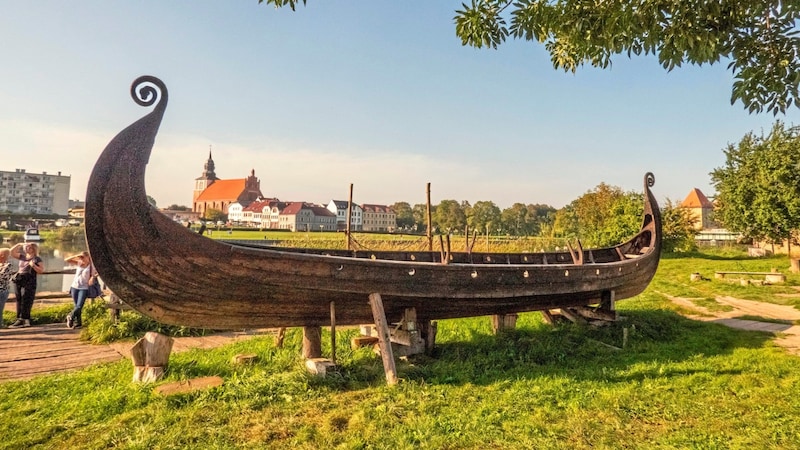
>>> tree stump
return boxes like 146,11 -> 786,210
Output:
130,332 -> 174,383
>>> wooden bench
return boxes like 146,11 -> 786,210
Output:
714,271 -> 786,283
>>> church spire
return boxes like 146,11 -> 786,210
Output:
201,145 -> 217,180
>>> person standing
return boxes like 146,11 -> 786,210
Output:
64,251 -> 93,329
8,242 -> 44,328
0,248 -> 13,327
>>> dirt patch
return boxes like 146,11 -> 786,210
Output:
663,293 -> 800,355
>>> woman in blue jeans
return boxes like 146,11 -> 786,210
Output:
65,251 -> 94,329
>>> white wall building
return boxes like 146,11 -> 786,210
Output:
326,200 -> 363,231
0,169 -> 71,215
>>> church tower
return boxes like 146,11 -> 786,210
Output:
193,149 -> 219,203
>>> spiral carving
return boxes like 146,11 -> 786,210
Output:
129,76 -> 167,108
644,172 -> 655,188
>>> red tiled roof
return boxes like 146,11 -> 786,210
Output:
280,202 -> 305,215
195,179 -> 246,202
680,188 -> 714,208
361,204 -> 394,213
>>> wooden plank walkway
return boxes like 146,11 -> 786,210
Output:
0,324 -> 276,383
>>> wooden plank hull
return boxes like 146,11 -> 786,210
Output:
85,76 -> 662,330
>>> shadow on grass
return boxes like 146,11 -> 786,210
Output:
151,309 -> 778,393
387,309 -> 776,387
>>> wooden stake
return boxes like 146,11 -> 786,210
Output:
368,293 -> 398,386
426,183 -> 432,251
275,327 -> 286,348
346,183 -> 353,250
330,301 -> 337,365
302,326 -> 322,359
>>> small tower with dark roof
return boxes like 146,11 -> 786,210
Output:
193,147 -> 220,204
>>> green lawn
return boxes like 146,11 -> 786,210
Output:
2,249 -> 800,449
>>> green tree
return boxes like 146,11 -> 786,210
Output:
468,201 -> 502,234
146,195 -> 157,207
710,121 -> 800,251
553,183 -> 643,247
203,208 -> 227,223
166,204 -> 191,211
412,203 -> 431,233
433,199 -> 467,233
261,0 -> 800,114
661,199 -> 699,253
501,203 -> 530,236
391,201 -> 414,229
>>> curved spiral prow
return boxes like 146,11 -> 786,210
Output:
644,172 -> 655,189
130,76 -> 168,109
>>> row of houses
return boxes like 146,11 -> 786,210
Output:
187,152 -> 397,232
226,199 -> 396,232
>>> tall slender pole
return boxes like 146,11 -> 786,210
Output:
346,183 -> 353,251
426,182 -> 433,252
330,301 -> 336,364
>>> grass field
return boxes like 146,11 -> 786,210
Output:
1,248 -> 800,449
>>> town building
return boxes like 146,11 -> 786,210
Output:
680,188 -> 715,230
192,152 -> 263,216
232,198 -> 286,228
0,168 -> 70,215
279,202 -> 337,232
361,204 -> 396,232
326,200 -> 363,231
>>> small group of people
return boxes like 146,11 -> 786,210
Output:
0,243 -> 45,328
0,243 -> 97,329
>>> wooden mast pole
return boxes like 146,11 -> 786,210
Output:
426,182 -> 432,252
346,183 -> 353,251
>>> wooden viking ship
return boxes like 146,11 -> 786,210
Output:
85,76 -> 662,331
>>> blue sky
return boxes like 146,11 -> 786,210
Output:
2,1 -> 797,209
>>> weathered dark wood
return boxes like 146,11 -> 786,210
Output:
419,320 -> 437,355
369,293 -> 398,386
302,326 -> 322,359
83,76 -> 663,331
559,308 -> 589,325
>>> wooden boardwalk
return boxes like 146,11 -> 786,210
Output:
0,324 -> 276,383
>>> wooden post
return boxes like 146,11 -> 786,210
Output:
302,326 -> 322,359
346,183 -> 353,250
491,313 -> 518,334
130,331 -> 174,383
275,327 -> 286,348
420,320 -> 438,355
368,293 -> 398,386
330,301 -> 337,365
600,291 -> 617,318
426,183 -> 432,252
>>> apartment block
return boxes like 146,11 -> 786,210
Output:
0,168 -> 71,215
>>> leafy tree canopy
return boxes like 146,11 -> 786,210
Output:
553,182 -> 643,247
661,199 -> 699,252
710,121 -> 800,245
260,0 -> 800,114
391,201 -> 415,229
